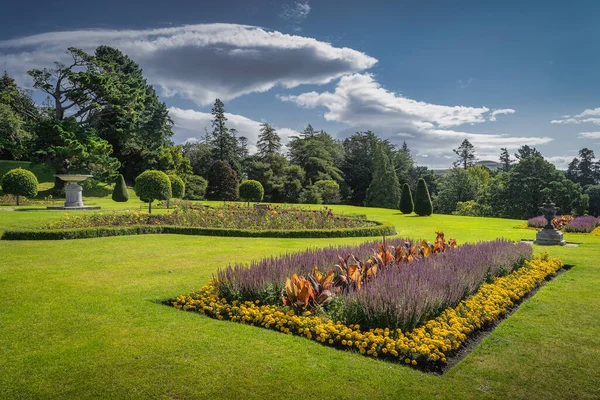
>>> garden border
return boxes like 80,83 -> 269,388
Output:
1,220 -> 396,240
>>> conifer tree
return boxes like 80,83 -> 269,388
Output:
256,123 -> 281,158
414,178 -> 433,216
112,174 -> 129,202
453,139 -> 476,169
399,183 -> 414,214
365,144 -> 401,209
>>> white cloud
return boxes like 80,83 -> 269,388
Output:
168,107 -> 298,153
489,108 -> 516,121
0,24 -> 376,105
551,107 -> 600,125
544,156 -> 576,171
279,2 -> 311,20
579,131 -> 600,139
280,73 -> 551,167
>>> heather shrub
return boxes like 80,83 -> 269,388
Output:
564,216 -> 599,233
134,170 -> 171,213
399,183 -> 414,214
414,178 -> 433,216
111,174 -> 129,202
239,180 -> 264,203
168,174 -> 185,198
0,168 -> 38,205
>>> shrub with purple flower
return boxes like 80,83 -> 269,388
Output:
564,216 -> 599,233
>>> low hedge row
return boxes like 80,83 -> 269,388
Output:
1,221 -> 396,240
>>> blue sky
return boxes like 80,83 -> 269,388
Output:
1,0 -> 599,168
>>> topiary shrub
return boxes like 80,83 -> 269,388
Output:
399,183 -> 414,214
184,175 -> 208,200
239,180 -> 264,204
414,178 -> 433,216
112,174 -> 129,203
168,175 -> 185,198
1,168 -> 38,205
134,170 -> 171,213
314,180 -> 341,204
206,161 -> 239,201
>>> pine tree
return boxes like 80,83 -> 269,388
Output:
414,178 -> 433,216
399,183 -> 414,214
210,99 -> 237,163
499,148 -> 513,172
365,144 -> 401,209
514,145 -> 542,160
256,123 -> 281,158
301,124 -> 316,139
453,139 -> 476,169
111,174 -> 129,202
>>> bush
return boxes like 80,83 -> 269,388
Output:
399,183 -> 414,214
206,161 -> 239,201
299,184 -> 322,204
0,168 -> 38,205
314,180 -> 341,204
168,174 -> 186,198
111,174 -> 129,202
184,175 -> 208,200
239,180 -> 264,203
414,178 -> 433,216
134,170 -> 171,213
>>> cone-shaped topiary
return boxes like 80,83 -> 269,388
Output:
365,144 -> 401,209
1,168 -> 38,206
134,170 -> 171,213
112,174 -> 129,202
239,180 -> 264,203
399,183 -> 414,214
206,160 -> 239,201
168,175 -> 185,198
414,178 -> 433,216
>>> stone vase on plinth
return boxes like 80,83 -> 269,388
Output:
534,200 -> 566,246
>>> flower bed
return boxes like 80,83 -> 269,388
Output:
44,205 -> 372,231
527,215 -> 573,230
563,216 -> 599,233
172,237 -> 563,369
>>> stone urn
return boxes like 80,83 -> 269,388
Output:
534,200 -> 566,246
46,174 -> 101,210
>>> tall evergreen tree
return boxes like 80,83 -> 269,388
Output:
499,148 -> 513,172
399,183 -> 414,214
414,178 -> 433,216
514,145 -> 542,160
206,160 -> 239,201
453,139 -> 476,169
300,124 -> 316,139
341,131 -> 381,205
577,148 -> 596,187
238,136 -> 249,158
365,144 -> 401,209
256,123 -> 281,158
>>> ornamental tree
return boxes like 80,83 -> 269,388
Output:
1,168 -> 38,205
206,160 -> 239,201
414,178 -> 433,216
365,144 -> 401,209
134,170 -> 171,213
112,174 -> 129,202
399,183 -> 414,214
168,174 -> 185,198
239,180 -> 264,204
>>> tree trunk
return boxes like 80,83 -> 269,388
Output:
16,195 -> 20,206
148,201 -> 152,214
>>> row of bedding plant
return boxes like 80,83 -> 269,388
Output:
43,205 -> 374,231
173,233 -> 564,369
527,214 -> 599,233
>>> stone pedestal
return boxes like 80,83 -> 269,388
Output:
534,228 -> 566,246
65,182 -> 84,207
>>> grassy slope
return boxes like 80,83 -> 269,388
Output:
0,204 -> 598,399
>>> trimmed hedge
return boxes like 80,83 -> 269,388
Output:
1,221 -> 396,241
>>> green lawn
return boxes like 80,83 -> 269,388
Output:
0,203 -> 598,399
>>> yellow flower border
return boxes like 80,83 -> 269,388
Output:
172,255 -> 563,367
